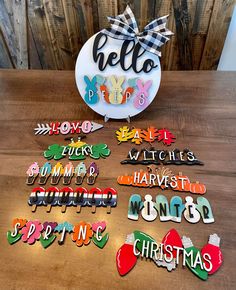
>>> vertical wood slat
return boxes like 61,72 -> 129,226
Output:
97,0 -> 118,30
43,0 -> 74,69
27,0 -> 57,69
200,0 -> 236,70
0,30 -> 13,68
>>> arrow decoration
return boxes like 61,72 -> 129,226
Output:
34,121 -> 103,135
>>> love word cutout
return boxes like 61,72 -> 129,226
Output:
121,148 -> 204,166
117,166 -> 206,194
7,218 -> 109,249
128,194 -> 214,224
34,121 -> 103,136
116,126 -> 176,145
84,75 -> 152,110
28,187 -> 118,214
44,138 -> 110,161
116,229 -> 223,280
26,161 -> 99,186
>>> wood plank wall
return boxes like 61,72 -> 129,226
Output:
0,0 -> 235,70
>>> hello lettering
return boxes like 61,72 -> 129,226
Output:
93,33 -> 158,73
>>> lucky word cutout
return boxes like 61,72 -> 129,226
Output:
75,5 -> 173,121
26,161 -> 99,186
116,126 -> 176,145
7,218 -> 109,249
128,194 -> 214,224
28,187 -> 117,214
117,166 -> 206,194
34,121 -> 103,136
43,138 -> 110,161
121,148 -> 204,165
116,229 -> 223,280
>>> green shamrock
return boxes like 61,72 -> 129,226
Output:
44,144 -> 65,160
90,144 -> 111,159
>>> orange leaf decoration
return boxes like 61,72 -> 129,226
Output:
130,128 -> 143,145
142,126 -> 159,143
72,221 -> 93,247
12,218 -> 27,229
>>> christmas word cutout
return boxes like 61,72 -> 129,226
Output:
121,148 -> 204,165
116,126 -> 176,145
7,218 -> 109,249
116,229 -> 223,280
75,5 -> 173,120
84,75 -> 152,110
26,161 -> 99,186
44,138 -> 110,161
28,187 -> 117,214
34,121 -> 103,136
117,166 -> 206,194
128,194 -> 214,224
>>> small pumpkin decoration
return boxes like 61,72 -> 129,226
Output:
190,181 -> 206,195
117,175 -> 133,185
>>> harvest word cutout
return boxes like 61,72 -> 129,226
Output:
7,218 -> 109,249
44,138 -> 110,161
116,126 -> 176,145
117,166 -> 206,194
128,194 -> 214,224
34,121 -> 103,135
116,229 -> 223,280
84,75 -> 152,110
26,161 -> 99,185
28,187 -> 117,214
121,148 -> 204,165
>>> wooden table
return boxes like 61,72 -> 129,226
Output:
0,70 -> 235,290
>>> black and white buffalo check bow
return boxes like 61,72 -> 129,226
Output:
101,5 -> 173,57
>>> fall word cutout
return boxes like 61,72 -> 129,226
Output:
34,121 -> 103,136
28,187 -> 117,214
116,229 -> 223,281
117,166 -> 206,194
26,161 -> 99,186
121,148 -> 204,165
128,194 -> 214,224
84,75 -> 152,110
7,218 -> 109,249
116,126 -> 176,145
44,138 -> 110,161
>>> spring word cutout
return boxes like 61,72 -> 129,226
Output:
43,138 -> 110,161
7,218 -> 109,249
128,194 -> 214,224
116,229 -> 223,280
84,75 -> 152,110
34,121 -> 103,135
117,166 -> 206,194
121,148 -> 204,165
26,161 -> 99,186
116,126 -> 176,145
28,186 -> 117,214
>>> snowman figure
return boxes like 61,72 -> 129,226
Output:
184,196 -> 201,223
141,194 -> 158,221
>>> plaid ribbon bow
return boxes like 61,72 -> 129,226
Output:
101,5 -> 173,57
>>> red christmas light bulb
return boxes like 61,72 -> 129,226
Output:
162,228 -> 183,259
201,234 -> 223,275
116,233 -> 137,276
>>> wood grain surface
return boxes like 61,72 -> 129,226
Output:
0,70 -> 235,290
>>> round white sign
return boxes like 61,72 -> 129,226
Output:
75,32 -> 161,120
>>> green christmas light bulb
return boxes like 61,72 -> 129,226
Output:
133,230 -> 156,258
182,236 -> 208,281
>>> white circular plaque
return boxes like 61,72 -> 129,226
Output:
75,33 -> 161,120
